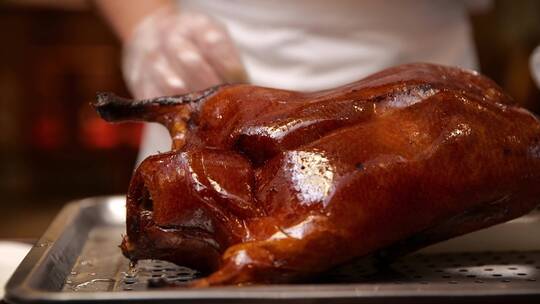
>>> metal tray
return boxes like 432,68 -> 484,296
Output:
5,196 -> 540,303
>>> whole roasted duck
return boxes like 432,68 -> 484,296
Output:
94,63 -> 540,286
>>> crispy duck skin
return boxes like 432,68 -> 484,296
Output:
94,63 -> 540,286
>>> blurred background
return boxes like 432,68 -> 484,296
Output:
0,0 -> 539,238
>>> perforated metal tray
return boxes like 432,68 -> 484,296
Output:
5,196 -> 540,303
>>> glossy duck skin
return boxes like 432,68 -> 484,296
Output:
94,63 -> 540,286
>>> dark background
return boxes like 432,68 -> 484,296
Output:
0,0 -> 539,238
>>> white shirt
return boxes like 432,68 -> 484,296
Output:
139,0 -> 488,161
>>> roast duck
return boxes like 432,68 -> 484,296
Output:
94,63 -> 540,286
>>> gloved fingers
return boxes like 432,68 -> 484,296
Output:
127,48 -> 177,99
186,14 -> 248,84
144,50 -> 190,96
131,70 -> 162,99
140,82 -> 162,100
122,9 -> 247,100
122,42 -> 148,98
122,24 -> 162,98
162,33 -> 221,91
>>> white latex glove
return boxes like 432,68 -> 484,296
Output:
123,7 -> 247,99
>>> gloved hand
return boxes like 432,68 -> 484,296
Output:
123,6 -> 247,99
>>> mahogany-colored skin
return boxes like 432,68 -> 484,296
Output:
94,63 -> 540,286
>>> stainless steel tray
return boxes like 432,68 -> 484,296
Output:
5,196 -> 540,303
